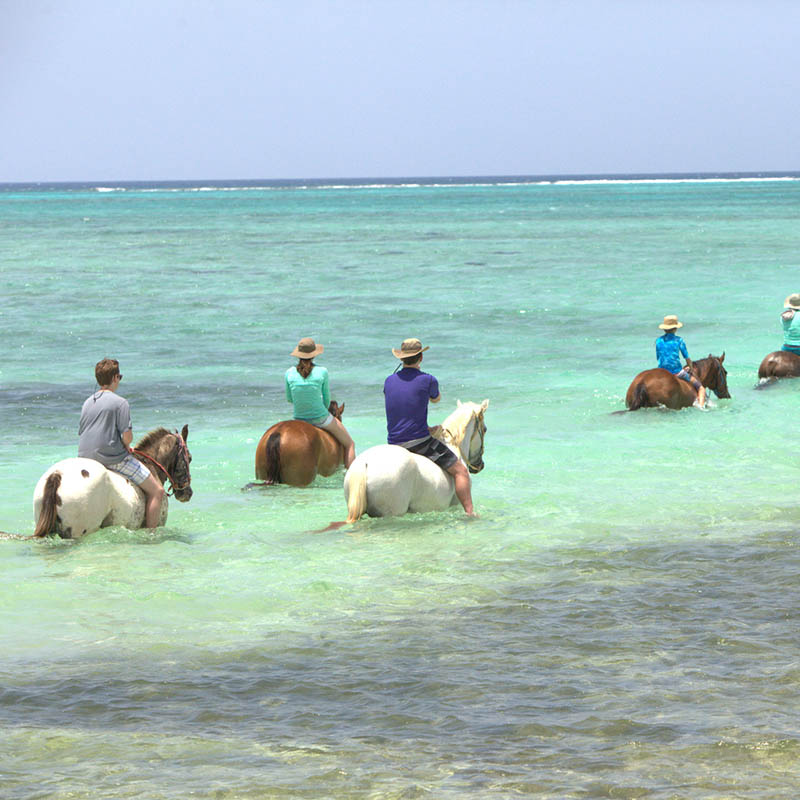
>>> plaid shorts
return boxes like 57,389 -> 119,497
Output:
402,435 -> 458,471
107,453 -> 151,485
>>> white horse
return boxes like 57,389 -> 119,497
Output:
32,426 -> 193,539
344,399 -> 489,522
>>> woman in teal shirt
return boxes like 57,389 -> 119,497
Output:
781,294 -> 800,355
285,337 -> 355,467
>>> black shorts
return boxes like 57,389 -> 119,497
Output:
403,436 -> 458,471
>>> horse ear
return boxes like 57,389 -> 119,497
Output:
181,424 -> 189,443
720,352 -> 725,363
339,401 -> 345,415
481,399 -> 489,411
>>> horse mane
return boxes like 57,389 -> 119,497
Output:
134,427 -> 173,452
440,403 -> 478,446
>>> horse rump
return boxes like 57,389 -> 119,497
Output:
626,380 -> 651,411
33,471 -> 62,538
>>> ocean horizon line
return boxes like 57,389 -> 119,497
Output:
2,170 -> 799,193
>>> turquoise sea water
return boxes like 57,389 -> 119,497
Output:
3,177 -> 800,798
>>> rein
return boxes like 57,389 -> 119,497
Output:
132,433 -> 191,496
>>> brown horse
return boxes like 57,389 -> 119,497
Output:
625,354 -> 730,410
254,401 -> 345,487
757,351 -> 800,386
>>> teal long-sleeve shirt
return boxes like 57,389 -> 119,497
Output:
285,365 -> 330,422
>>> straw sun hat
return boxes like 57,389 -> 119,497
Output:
658,315 -> 683,330
392,338 -> 429,359
291,337 -> 324,359
786,294 -> 800,310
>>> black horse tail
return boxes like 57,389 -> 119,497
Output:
628,380 -> 650,411
34,471 -> 62,537
263,431 -> 282,485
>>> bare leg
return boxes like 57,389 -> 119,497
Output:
694,382 -> 707,407
327,418 -> 356,468
140,474 -> 166,528
446,461 -> 477,517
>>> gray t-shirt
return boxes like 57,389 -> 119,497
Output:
78,390 -> 132,466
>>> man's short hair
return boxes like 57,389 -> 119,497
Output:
401,353 -> 423,366
95,358 -> 120,386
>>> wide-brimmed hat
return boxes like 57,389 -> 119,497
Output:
786,294 -> 800,310
658,315 -> 683,330
291,337 -> 324,359
392,338 -> 429,359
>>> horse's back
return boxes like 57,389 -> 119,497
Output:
758,350 -> 800,379
344,444 -> 455,518
256,419 -> 341,486
626,368 -> 694,410
33,457 -> 153,537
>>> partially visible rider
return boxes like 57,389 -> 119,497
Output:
285,337 -> 355,468
780,293 -> 800,355
655,315 -> 707,407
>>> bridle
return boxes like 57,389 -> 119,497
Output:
132,432 -> 191,496
443,411 -> 486,474
465,413 -> 487,473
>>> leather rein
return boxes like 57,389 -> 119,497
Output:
132,432 -> 191,496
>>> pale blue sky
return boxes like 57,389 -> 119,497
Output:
2,0 -> 799,181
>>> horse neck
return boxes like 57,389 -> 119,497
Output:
137,432 -> 174,484
692,357 -> 714,387
442,408 -> 475,459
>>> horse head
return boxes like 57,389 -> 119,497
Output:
329,400 -> 344,421
133,425 -> 193,501
169,425 -> 193,501
690,353 -> 730,400
706,352 -> 730,399
442,399 -> 490,474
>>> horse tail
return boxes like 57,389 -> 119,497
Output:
34,471 -> 62,538
345,460 -> 368,523
628,380 -> 650,411
263,431 -> 282,485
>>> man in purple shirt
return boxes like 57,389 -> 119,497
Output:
383,338 -> 476,516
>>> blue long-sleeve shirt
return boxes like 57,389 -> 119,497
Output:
655,332 -> 689,374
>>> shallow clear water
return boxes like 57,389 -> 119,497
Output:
2,178 -> 800,798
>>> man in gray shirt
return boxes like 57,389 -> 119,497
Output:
78,358 -> 165,528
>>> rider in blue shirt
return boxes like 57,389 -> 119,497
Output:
656,315 -> 707,407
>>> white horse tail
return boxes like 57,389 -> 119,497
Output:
34,471 -> 62,537
346,460 -> 368,523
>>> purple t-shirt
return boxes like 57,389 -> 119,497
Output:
384,368 -> 440,444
